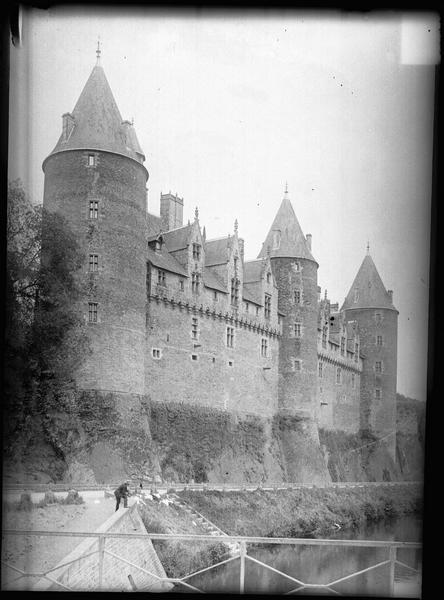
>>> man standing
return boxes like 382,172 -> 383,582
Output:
114,481 -> 130,511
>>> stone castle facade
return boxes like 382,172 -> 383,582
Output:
42,59 -> 399,457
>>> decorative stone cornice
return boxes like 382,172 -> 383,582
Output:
148,293 -> 280,338
317,348 -> 362,372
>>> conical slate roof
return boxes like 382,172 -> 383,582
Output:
257,197 -> 316,263
48,64 -> 145,163
341,253 -> 397,312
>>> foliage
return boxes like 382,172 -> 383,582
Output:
4,179 -> 90,461
147,400 -> 266,482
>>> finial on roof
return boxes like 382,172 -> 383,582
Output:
195,207 -> 199,221
96,38 -> 101,65
324,289 -> 327,300
203,226 -> 206,241
234,219 -> 238,235
267,245 -> 271,258
131,116 -> 134,126
284,181 -> 289,198
366,241 -> 370,254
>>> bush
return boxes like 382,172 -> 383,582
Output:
16,493 -> 33,511
62,489 -> 84,504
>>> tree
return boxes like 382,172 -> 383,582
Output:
4,179 -> 90,448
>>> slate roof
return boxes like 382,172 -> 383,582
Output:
242,285 -> 262,306
257,197 -> 317,263
243,259 -> 266,283
341,253 -> 397,312
146,213 -> 162,238
205,237 -> 231,266
203,268 -> 227,293
146,247 -> 187,277
162,224 -> 192,252
49,65 -> 145,164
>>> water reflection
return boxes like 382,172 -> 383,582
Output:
183,516 -> 422,596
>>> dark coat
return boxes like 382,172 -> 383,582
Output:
115,483 -> 130,497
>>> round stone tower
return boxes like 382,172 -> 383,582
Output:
258,189 -> 319,416
42,55 -> 148,395
341,250 -> 398,459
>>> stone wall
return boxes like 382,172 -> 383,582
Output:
145,298 -> 279,415
43,150 -> 148,395
34,503 -> 171,591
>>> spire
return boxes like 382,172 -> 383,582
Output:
96,38 -> 101,65
194,207 -> 199,221
341,252 -> 398,312
47,58 -> 145,164
257,194 -> 317,263
234,219 -> 238,236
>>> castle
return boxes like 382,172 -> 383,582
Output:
41,54 -> 398,461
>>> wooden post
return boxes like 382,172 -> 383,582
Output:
388,545 -> 396,597
239,541 -> 247,594
98,536 -> 105,589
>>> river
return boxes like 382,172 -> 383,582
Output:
183,515 -> 422,596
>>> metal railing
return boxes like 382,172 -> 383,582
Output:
2,480 -> 422,493
1,529 -> 421,594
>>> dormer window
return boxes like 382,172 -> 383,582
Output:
192,243 -> 201,260
272,230 -> 281,250
231,278 -> 240,306
354,288 -> 359,303
191,272 -> 201,294
62,112 -> 75,141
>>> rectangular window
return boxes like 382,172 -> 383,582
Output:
293,359 -> 301,371
88,154 -> 96,167
264,294 -> 271,319
352,373 -> 355,388
152,348 -> 161,359
228,360 -> 233,367
322,326 -> 328,348
88,253 -> 99,271
294,322 -> 302,338
376,335 -> 383,346
89,200 -> 98,219
340,337 -> 346,356
192,243 -> 201,260
226,326 -> 234,348
192,272 -> 201,294
294,290 -> 301,304
88,302 -> 98,323
261,338 -> 268,357
336,367 -> 342,384
375,389 -> 382,400
231,278 -> 239,306
256,307 -> 260,317
157,270 -> 166,286
214,291 -> 218,301
191,354 -> 198,361
191,317 -> 199,340
245,302 -> 249,313
375,312 -> 383,323
354,343 -> 359,362
318,361 -> 323,378
375,361 -> 383,374
179,279 -> 184,291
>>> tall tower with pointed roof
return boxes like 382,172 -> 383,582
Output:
42,53 -> 149,395
259,189 -> 318,416
341,251 -> 398,459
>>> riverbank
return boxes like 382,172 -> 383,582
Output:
178,482 -> 423,538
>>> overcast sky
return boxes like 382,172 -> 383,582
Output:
8,7 -> 439,402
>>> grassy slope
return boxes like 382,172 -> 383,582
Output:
178,484 -> 423,538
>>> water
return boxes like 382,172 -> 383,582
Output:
183,516 -> 422,596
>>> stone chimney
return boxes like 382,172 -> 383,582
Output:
160,192 -> 184,232
306,233 -> 312,251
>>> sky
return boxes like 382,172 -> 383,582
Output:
8,6 -> 439,402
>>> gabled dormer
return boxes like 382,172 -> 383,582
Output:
243,253 -> 278,325
205,219 -> 244,310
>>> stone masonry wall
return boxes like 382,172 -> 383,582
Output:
43,150 -> 148,394
34,503 -> 171,592
145,298 -> 279,415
